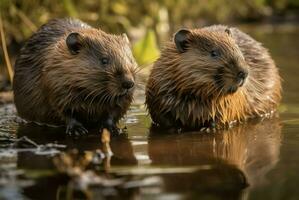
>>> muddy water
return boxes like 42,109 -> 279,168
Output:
1,24 -> 299,200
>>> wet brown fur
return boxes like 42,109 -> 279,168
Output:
13,18 -> 137,128
146,25 -> 281,129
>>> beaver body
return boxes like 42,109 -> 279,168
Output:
146,25 -> 281,129
13,18 -> 137,135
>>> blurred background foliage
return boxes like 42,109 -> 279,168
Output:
0,0 -> 299,86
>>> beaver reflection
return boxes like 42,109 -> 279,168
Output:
148,118 -> 282,198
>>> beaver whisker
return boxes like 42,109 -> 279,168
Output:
89,91 -> 108,109
135,84 -> 145,90
98,91 -> 112,103
206,84 -> 218,95
132,66 -> 141,73
214,85 -> 224,100
110,95 -> 116,107
89,92 -> 108,106
83,86 -> 105,101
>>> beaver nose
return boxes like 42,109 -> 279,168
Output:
237,71 -> 248,87
237,71 -> 247,80
122,80 -> 134,89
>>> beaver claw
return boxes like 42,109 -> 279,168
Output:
66,119 -> 88,136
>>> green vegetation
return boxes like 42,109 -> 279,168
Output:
132,30 -> 160,66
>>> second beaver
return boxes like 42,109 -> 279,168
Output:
13,18 -> 137,135
146,25 -> 281,129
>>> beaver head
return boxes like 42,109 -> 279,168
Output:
173,28 -> 249,97
43,28 -> 137,110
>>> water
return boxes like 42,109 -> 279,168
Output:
0,24 -> 299,200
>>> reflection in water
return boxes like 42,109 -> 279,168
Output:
148,118 -> 282,198
1,115 -> 282,200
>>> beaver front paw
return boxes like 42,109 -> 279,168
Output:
66,118 -> 88,136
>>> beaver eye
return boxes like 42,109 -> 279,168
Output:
210,50 -> 220,58
100,57 -> 109,65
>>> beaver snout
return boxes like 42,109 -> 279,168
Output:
226,69 -> 248,94
121,79 -> 135,89
236,70 -> 248,87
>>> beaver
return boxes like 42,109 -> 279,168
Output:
13,18 -> 137,136
146,25 -> 281,129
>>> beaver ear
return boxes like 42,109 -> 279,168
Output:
122,33 -> 130,44
225,28 -> 231,36
66,32 -> 83,55
174,29 -> 191,53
